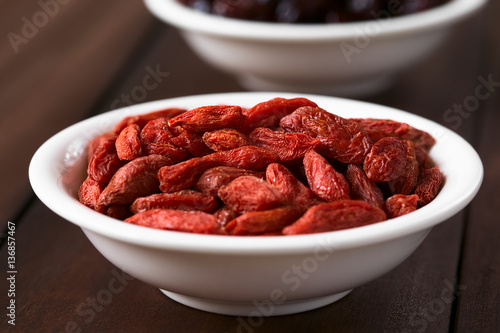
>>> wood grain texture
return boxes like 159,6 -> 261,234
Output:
0,0 -> 498,332
0,0 -> 154,227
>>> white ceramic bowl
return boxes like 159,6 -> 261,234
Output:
144,0 -> 486,97
29,92 -> 483,316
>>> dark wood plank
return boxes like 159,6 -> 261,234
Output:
453,0 -> 500,331
0,0 -> 496,332
0,0 -> 154,227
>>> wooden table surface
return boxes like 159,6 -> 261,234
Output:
0,1 -> 498,332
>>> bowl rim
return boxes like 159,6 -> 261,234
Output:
29,92 -> 483,255
144,0 -> 487,42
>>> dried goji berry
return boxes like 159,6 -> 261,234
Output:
282,200 -> 386,235
388,140 -> 419,195
125,209 -> 225,235
99,154 -> 172,206
171,130 -> 214,157
87,132 -> 116,162
213,206 -> 239,227
266,163 -> 321,208
218,176 -> 284,213
131,190 -> 218,214
140,118 -> 188,162
240,97 -> 318,133
168,105 -> 246,132
195,166 -> 265,198
113,108 -> 186,134
87,137 -> 124,183
202,128 -> 252,151
226,206 -> 305,236
205,145 -> 279,170
384,194 -> 419,218
303,149 -> 350,202
350,118 -> 435,150
414,146 -> 433,169
415,167 -> 443,206
363,137 -> 407,182
78,176 -> 106,213
280,106 -> 372,164
250,127 -> 320,162
345,164 -> 384,208
158,157 -> 219,193
116,123 -> 142,161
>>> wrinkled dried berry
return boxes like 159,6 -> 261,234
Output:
388,140 -> 419,195
169,105 -> 246,132
202,128 -> 252,151
116,124 -> 142,161
87,137 -> 123,183
226,206 -> 305,236
241,97 -> 317,133
250,127 -> 320,162
281,106 -> 372,164
283,200 -> 387,235
364,137 -> 407,182
346,164 -> 384,208
303,149 -> 350,202
415,167 -> 443,206
196,166 -> 265,198
218,176 -> 284,213
384,194 -> 419,218
131,190 -> 218,214
266,163 -> 321,208
125,209 -> 225,234
99,155 -> 172,206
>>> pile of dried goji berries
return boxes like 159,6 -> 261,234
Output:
78,97 -> 443,236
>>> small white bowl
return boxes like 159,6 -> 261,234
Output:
144,0 -> 486,96
29,92 -> 483,316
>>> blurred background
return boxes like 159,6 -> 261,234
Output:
0,0 -> 498,332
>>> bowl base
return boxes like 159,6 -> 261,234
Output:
238,74 -> 393,98
160,289 -> 352,316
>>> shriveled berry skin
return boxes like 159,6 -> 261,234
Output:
78,177 -> 106,213
415,167 -> 443,206
280,106 -> 373,164
384,194 -> 419,218
140,118 -> 188,163
388,140 -> 419,195
226,206 -> 305,236
158,146 -> 278,193
203,128 -> 252,151
196,166 -> 265,198
99,155 -> 172,206
218,176 -> 284,214
131,190 -> 219,214
364,137 -> 407,183
87,137 -> 124,183
240,97 -> 318,133
205,145 -> 280,171
350,118 -> 436,150
171,130 -> 214,157
303,149 -> 350,202
266,163 -> 321,208
346,164 -> 384,209
158,157 -> 218,193
283,200 -> 387,235
113,108 -> 186,134
125,209 -> 225,235
250,127 -> 320,162
168,105 -> 246,132
116,124 -> 142,161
